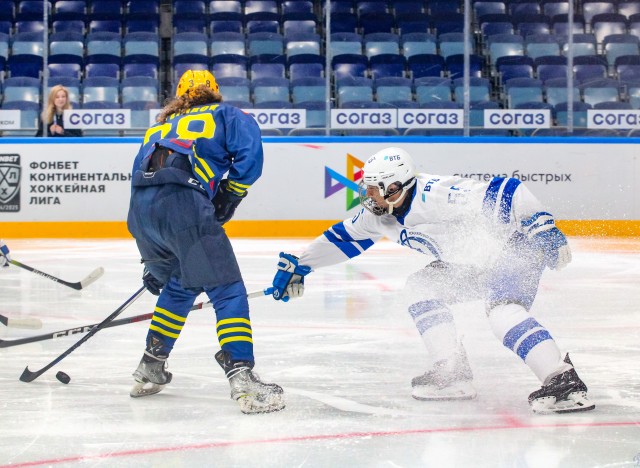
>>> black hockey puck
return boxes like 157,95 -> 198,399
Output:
56,371 -> 71,384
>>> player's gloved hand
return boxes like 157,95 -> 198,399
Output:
0,240 -> 11,268
212,179 -> 247,224
272,252 -> 312,302
530,226 -> 572,270
142,267 -> 163,296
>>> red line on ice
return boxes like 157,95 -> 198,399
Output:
3,420 -> 639,467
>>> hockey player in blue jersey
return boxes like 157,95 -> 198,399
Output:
127,70 -> 284,414
271,146 -> 594,414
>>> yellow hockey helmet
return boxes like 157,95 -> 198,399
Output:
175,70 -> 219,97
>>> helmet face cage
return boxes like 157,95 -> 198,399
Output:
358,147 -> 416,216
176,70 -> 219,98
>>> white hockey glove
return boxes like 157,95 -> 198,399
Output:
0,240 -> 11,268
525,213 -> 572,270
271,252 -> 312,302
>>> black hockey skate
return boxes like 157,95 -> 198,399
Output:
130,335 -> 173,398
411,346 -> 477,401
215,350 -> 285,414
528,354 -> 595,414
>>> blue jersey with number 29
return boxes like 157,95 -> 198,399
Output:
131,103 -> 264,199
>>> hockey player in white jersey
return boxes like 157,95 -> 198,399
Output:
270,146 -> 594,414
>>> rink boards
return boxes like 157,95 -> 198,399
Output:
0,136 -> 638,238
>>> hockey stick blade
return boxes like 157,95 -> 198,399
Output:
8,260 -> 104,290
0,314 -> 43,329
19,286 -> 146,383
2,287 -> 271,349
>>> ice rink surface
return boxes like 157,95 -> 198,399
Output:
0,237 -> 639,468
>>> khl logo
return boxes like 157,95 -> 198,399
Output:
0,153 -> 21,211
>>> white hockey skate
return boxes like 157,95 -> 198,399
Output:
528,354 -> 595,414
216,350 -> 285,414
411,347 -> 477,401
130,353 -> 172,398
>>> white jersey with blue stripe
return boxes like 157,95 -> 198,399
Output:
300,173 -> 547,270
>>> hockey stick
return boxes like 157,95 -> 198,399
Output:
0,313 -> 42,329
3,287 -> 274,349
18,286 -> 147,383
8,259 -> 104,290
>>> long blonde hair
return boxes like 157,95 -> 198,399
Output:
157,86 -> 223,123
42,85 -> 73,125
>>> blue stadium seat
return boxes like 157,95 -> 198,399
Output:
121,76 -> 158,105
11,32 -> 45,57
505,77 -> 543,107
332,53 -> 368,79
391,0 -> 423,15
615,55 -> 640,81
52,19 -> 85,34
288,54 -> 324,79
209,12 -> 243,34
124,32 -> 160,59
86,32 -> 122,59
496,55 -> 535,83
555,101 -> 591,127
251,76 -> 290,104
173,32 -> 208,58
364,32 -> 400,58
408,54 -> 445,78
470,100 -> 500,127
82,76 -> 120,105
210,32 -> 246,56
336,76 -> 374,105
583,1 -> 617,24
3,77 -> 41,104
293,101 -> 327,128
209,1 -> 242,14
551,14 -> 585,35
514,13 -> 551,37
245,12 -> 279,34
245,0 -> 278,15
439,33 -> 473,59
370,54 -> 406,79
15,20 -> 46,34
401,33 -> 437,58
581,78 -> 620,105
291,76 -> 326,104
535,55 -> 568,82
173,55 -> 209,81
217,76 -> 251,102
88,19 -> 123,35
356,1 -> 388,16
358,12 -> 395,34
50,31 -> 85,58
249,54 -> 286,79
285,32 -> 322,58
123,100 -> 161,136
282,12 -> 317,36
375,76 -> 412,103
544,77 -> 581,106
248,32 -> 284,56
445,54 -> 484,79
414,77 -> 452,104
396,12 -> 429,34
8,54 -> 42,78
210,54 -> 248,78
525,34 -> 561,59
561,33 -> 597,57
85,55 -> 120,79
17,1 -> 52,21
430,12 -> 465,35
603,35 -> 639,67
126,19 -> 159,34
54,1 -> 86,20
542,0 -> 569,18
618,2 -> 640,19
479,14 -> 515,39
627,82 -> 640,108
282,0 -> 314,15
329,32 -> 363,57
509,0 -> 541,17
90,0 -> 123,18
453,77 -> 491,103
123,56 -> 158,79
474,1 -> 507,19
488,34 -> 525,65
592,13 -> 628,44
573,55 -> 608,84
330,12 -> 358,33
48,54 -> 83,78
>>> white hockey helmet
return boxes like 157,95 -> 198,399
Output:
359,147 -> 417,215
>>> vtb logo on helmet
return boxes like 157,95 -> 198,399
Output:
176,70 -> 219,98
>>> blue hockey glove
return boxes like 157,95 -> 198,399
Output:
272,252 -> 312,302
530,227 -> 572,270
142,267 -> 163,296
212,179 -> 247,224
0,240 -> 11,268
